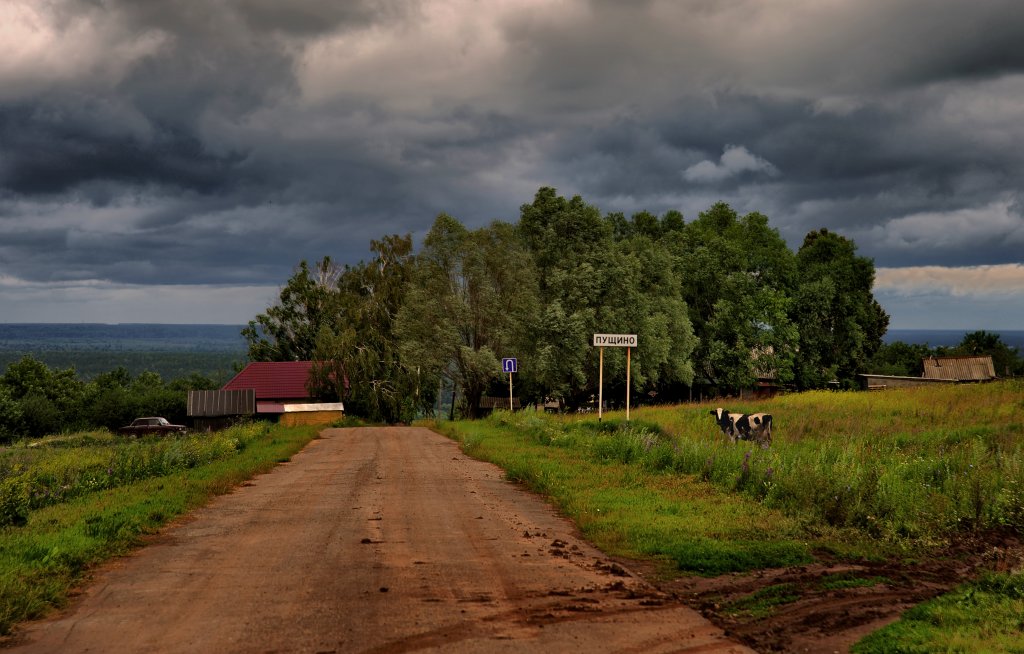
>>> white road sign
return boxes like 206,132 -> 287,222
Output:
592,334 -> 638,347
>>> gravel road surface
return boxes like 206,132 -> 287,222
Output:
7,427 -> 752,653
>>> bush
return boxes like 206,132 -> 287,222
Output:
0,475 -> 30,527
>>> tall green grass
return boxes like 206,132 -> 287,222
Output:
852,572 -> 1024,653
630,382 -> 1024,545
0,423 -> 320,634
470,381 -> 1023,548
437,416 -> 821,576
439,382 -> 1024,654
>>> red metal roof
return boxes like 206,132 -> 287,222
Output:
222,361 -> 316,400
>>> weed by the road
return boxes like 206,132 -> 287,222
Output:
852,571 -> 1024,653
437,382 -> 1024,653
436,417 -> 820,575
0,423 -> 320,635
723,583 -> 802,619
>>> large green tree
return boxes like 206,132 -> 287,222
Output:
517,189 -> 696,408
791,228 -> 889,389
673,203 -> 798,394
396,215 -> 539,418
953,330 -> 1022,377
242,258 -> 342,362
310,234 -> 427,423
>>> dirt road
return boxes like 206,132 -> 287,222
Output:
7,427 -> 752,653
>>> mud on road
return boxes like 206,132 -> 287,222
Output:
5,427 -> 752,654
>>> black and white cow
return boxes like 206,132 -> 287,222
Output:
710,408 -> 773,448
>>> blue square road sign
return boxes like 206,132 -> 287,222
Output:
501,358 -> 518,373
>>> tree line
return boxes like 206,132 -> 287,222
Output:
244,187 -> 890,422
0,357 -> 219,441
867,331 -> 1023,378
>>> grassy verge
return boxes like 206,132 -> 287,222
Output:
0,423 -> 319,634
433,381 -> 1024,651
433,416 -> 854,576
852,572 -> 1024,653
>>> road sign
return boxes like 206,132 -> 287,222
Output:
502,357 -> 518,373
593,334 -> 638,347
593,334 -> 638,421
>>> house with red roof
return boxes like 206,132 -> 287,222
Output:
188,361 -> 344,428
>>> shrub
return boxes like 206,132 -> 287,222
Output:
0,475 -> 30,527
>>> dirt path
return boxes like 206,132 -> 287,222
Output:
5,427 -> 752,654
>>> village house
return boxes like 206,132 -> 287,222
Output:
188,361 -> 344,429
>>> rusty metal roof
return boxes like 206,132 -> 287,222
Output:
921,356 -> 996,381
222,361 -> 316,399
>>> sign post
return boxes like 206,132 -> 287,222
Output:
592,334 -> 637,421
501,358 -> 518,411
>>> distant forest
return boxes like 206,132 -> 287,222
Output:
0,325 -> 245,441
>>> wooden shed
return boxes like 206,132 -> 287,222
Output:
922,356 -> 997,382
189,361 -> 343,428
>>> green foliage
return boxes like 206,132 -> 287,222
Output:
0,423 -> 319,634
953,330 -> 1024,377
247,187 -> 895,414
792,229 -> 890,389
398,216 -> 539,418
853,572 -> 1024,653
243,258 -> 342,362
438,412 -> 817,575
317,234 -> 431,423
461,381 -> 1024,551
0,475 -> 30,527
0,351 -> 241,381
724,583 -> 802,618
675,203 -> 798,394
0,425 -> 269,526
0,355 -> 204,441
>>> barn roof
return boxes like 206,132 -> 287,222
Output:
222,361 -> 317,400
921,356 -> 996,382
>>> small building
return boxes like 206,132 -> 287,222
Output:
859,355 -> 996,390
478,395 -> 521,417
739,346 -> 788,400
922,355 -> 997,382
188,361 -> 343,428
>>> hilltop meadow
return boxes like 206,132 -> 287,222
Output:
437,381 -> 1024,653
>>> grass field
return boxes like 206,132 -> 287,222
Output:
435,380 -> 1024,651
0,422 -> 319,634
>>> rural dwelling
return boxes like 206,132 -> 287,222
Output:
739,346 -> 788,400
859,355 -> 997,390
188,361 -> 343,428
478,395 -> 521,417
922,355 -> 997,382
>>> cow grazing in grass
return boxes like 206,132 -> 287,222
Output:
710,408 -> 773,448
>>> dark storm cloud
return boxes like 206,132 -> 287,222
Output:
2,0 -> 1024,323
0,101 -> 251,195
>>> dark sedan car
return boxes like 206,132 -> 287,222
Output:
117,417 -> 187,437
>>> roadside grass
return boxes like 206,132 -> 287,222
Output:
435,380 -> 1024,651
852,572 -> 1024,654
723,583 -> 802,619
0,423 -> 320,634
433,417 -> 843,576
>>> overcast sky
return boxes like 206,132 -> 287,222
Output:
2,0 -> 1023,329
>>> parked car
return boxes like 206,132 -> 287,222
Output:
118,417 -> 187,437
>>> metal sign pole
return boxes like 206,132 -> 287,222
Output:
598,346 -> 604,421
626,346 -> 631,422
501,357 -> 518,412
